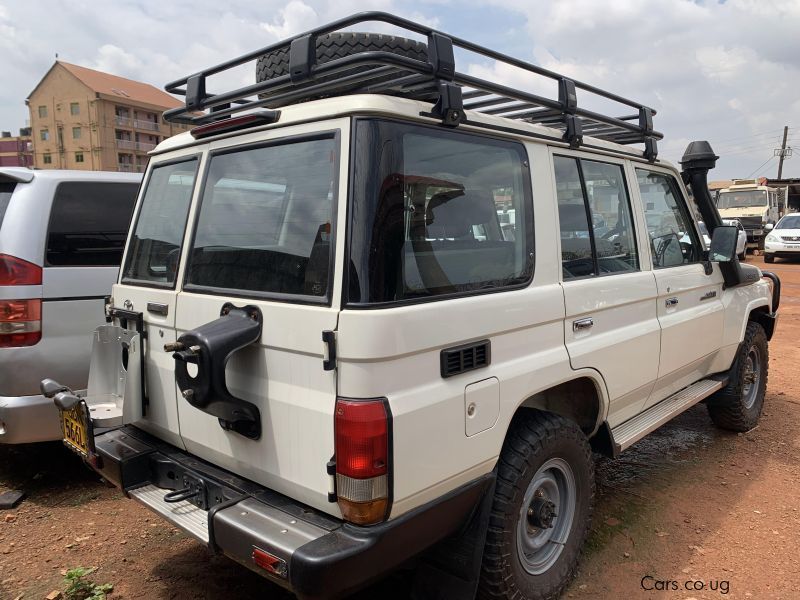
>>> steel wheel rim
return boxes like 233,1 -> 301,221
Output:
742,344 -> 761,409
516,458 -> 576,575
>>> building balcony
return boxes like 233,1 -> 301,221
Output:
137,141 -> 157,152
118,163 -> 137,172
115,138 -> 136,150
115,116 -> 132,127
134,119 -> 160,132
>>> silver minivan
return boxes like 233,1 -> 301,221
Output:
0,168 -> 140,443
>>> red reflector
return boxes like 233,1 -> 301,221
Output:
0,254 -> 42,286
0,299 -> 42,348
335,398 -> 389,479
190,111 -> 280,139
252,547 -> 287,578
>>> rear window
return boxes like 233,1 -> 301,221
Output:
121,158 -> 199,287
46,182 -> 138,266
348,120 -> 533,305
0,182 -> 15,227
184,135 -> 338,300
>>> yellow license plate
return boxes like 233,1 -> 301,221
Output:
60,404 -> 90,457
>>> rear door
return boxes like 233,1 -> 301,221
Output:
115,155 -> 202,448
173,120 -> 346,513
553,153 -> 660,427
635,168 -> 724,408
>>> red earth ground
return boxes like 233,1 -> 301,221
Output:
1,255 -> 798,600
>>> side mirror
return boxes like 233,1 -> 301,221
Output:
709,225 -> 738,263
765,222 -> 774,231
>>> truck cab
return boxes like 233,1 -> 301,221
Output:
717,179 -> 781,250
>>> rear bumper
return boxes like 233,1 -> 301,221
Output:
91,426 -> 492,600
0,393 -> 63,444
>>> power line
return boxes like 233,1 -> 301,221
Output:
746,155 -> 776,179
710,127 -> 789,145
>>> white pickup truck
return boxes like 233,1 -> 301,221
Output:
41,13 -> 780,600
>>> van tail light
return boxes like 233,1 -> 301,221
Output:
334,397 -> 391,525
0,299 -> 42,347
0,254 -> 42,286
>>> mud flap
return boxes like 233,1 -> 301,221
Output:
83,324 -> 143,427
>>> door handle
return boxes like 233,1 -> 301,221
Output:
573,317 -> 594,332
147,302 -> 169,316
665,297 -> 679,308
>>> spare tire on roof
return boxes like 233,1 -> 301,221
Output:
255,32 -> 430,105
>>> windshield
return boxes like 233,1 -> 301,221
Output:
718,190 -> 767,209
776,215 -> 800,230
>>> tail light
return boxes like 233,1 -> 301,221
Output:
0,254 -> 42,286
0,299 -> 42,347
334,397 -> 391,525
0,254 -> 43,347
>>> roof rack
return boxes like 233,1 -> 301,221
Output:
163,12 -> 662,159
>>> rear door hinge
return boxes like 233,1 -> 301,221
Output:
322,330 -> 337,371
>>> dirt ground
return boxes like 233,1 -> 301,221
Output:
1,255 -> 799,600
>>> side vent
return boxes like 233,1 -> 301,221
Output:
440,340 -> 491,378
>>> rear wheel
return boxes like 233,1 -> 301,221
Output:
764,254 -> 775,263
479,412 -> 594,600
707,321 -> 768,432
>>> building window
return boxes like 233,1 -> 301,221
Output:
43,153 -> 52,164
72,127 -> 81,140
38,105 -> 47,118
70,102 -> 80,116
75,152 -> 84,163
40,129 -> 49,141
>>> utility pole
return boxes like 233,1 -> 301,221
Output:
777,125 -> 789,179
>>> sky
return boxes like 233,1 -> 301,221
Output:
1,0 -> 799,179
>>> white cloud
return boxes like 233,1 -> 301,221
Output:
0,0 -> 797,178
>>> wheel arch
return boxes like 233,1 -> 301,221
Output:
746,303 -> 776,340
513,372 -> 610,446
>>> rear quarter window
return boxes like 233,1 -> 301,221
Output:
0,182 -> 15,227
46,182 -> 138,266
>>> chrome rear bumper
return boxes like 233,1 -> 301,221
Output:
0,394 -> 63,444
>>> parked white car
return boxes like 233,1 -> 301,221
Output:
41,15 -> 780,600
764,212 -> 800,263
722,218 -> 748,261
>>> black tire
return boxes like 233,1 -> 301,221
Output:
479,412 -> 594,600
764,254 -> 775,263
707,321 -> 768,432
738,251 -> 746,262
255,32 -> 429,105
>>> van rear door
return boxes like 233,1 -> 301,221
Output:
114,156 -> 202,449
173,122 -> 345,514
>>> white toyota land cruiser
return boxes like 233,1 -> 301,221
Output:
41,13 -> 780,600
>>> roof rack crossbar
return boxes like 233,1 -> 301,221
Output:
162,11 -> 661,149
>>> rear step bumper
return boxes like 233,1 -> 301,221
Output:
92,425 -> 493,600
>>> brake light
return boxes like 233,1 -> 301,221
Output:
334,397 -> 390,525
190,111 -> 280,139
0,299 -> 42,347
0,254 -> 42,286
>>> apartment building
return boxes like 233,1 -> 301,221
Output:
0,129 -> 33,167
26,61 -> 190,172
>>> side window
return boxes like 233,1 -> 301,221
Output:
636,170 -> 700,268
122,159 -> 198,286
555,156 -> 638,279
348,120 -> 533,304
46,182 -> 138,266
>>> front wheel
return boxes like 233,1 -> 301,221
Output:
479,412 -> 594,600
764,254 -> 775,263
707,321 -> 768,432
